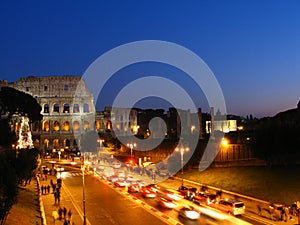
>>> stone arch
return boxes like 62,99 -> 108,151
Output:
53,139 -> 60,148
63,103 -> 70,113
63,121 -> 70,131
83,103 -> 89,113
84,121 -> 90,130
53,121 -> 60,131
42,121 -> 50,132
73,121 -> 80,131
53,103 -> 60,113
43,139 -> 50,150
73,104 -> 80,113
43,103 -> 49,113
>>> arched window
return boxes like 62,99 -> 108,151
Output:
34,139 -> 40,148
33,121 -> 39,132
83,103 -> 89,113
73,121 -> 80,131
53,139 -> 60,148
63,103 -> 70,113
84,121 -> 90,130
73,104 -> 80,113
95,120 -> 100,130
44,104 -> 49,113
53,103 -> 60,113
64,139 -> 70,147
44,139 -> 49,150
63,121 -> 70,131
42,121 -> 50,132
53,121 -> 60,131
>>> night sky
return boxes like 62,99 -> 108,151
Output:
0,1 -> 299,118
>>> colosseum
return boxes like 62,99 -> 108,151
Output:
2,75 -> 97,152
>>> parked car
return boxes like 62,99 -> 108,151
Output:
193,192 -> 219,205
210,199 -> 245,216
177,185 -> 198,200
178,205 -> 200,220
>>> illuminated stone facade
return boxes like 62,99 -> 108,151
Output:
5,75 -> 95,151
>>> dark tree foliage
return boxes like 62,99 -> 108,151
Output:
0,86 -> 42,122
11,148 -> 39,185
0,154 -> 18,225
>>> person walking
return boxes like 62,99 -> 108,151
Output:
63,207 -> 67,219
47,185 -> 50,194
41,185 -> 44,194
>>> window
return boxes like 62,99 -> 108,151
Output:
63,121 -> 70,131
64,85 -> 69,91
73,104 -> 80,113
26,87 -> 30,92
44,86 -> 48,91
44,104 -> 49,113
53,103 -> 60,113
63,103 -> 70,113
53,121 -> 60,131
83,103 -> 89,113
73,121 -> 80,131
42,121 -> 50,132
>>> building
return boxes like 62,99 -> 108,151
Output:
1,75 -> 95,152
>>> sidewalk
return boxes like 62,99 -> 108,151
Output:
38,174 -> 84,225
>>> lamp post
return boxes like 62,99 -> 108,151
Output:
175,145 -> 189,185
81,162 -> 87,225
127,142 -> 136,160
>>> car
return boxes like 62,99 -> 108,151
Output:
178,205 -> 200,220
177,185 -> 198,200
128,183 -> 140,193
141,186 -> 157,198
114,179 -> 127,187
107,175 -> 119,183
111,162 -> 121,169
210,199 -> 245,216
193,192 -> 219,205
126,174 -> 134,182
157,188 -> 183,201
146,184 -> 160,192
158,197 -> 177,209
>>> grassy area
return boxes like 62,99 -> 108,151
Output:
5,181 -> 41,225
180,165 -> 300,205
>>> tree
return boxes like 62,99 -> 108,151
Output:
0,154 -> 18,225
16,116 -> 34,149
0,86 -> 42,122
0,87 -> 42,147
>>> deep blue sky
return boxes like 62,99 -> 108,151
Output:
0,1 -> 299,118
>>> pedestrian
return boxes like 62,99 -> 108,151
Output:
57,191 -> 61,204
63,207 -> 67,219
281,207 -> 285,221
40,185 -> 44,194
67,209 -> 72,221
52,210 -> 59,224
54,191 -> 58,204
58,207 -> 63,220
47,185 -> 50,194
269,203 -> 275,221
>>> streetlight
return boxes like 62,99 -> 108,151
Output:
127,142 -> 136,160
175,145 -> 189,185
81,163 -> 87,225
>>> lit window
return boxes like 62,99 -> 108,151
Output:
63,103 -> 70,113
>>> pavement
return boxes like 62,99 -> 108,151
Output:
36,163 -> 300,225
38,172 -> 90,225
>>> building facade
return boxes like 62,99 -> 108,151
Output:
2,75 -> 95,152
